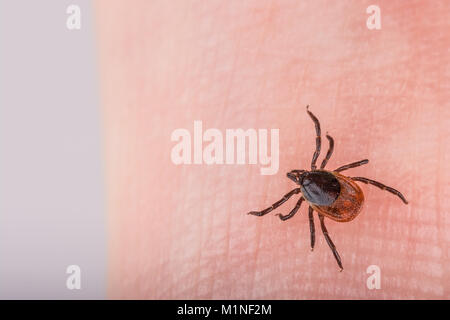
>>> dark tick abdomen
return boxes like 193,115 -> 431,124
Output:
300,171 -> 341,206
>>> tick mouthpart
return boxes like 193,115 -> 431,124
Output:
287,170 -> 307,184
286,172 -> 296,183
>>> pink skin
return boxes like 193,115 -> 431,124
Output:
94,1 -> 450,299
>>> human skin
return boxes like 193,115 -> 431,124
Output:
94,0 -> 450,299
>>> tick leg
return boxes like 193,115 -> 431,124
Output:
276,197 -> 304,221
320,134 -> 334,169
247,188 -> 301,217
352,177 -> 409,204
308,207 -> 316,251
306,106 -> 321,170
318,214 -> 343,271
334,159 -> 369,172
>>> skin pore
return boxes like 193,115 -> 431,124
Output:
94,0 -> 450,299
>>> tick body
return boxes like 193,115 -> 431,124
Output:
301,170 -> 364,222
247,106 -> 408,271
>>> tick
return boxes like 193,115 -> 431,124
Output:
246,106 -> 408,271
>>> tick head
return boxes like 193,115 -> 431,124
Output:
287,170 -> 307,185
299,171 -> 341,206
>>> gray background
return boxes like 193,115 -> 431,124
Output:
0,0 -> 106,299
